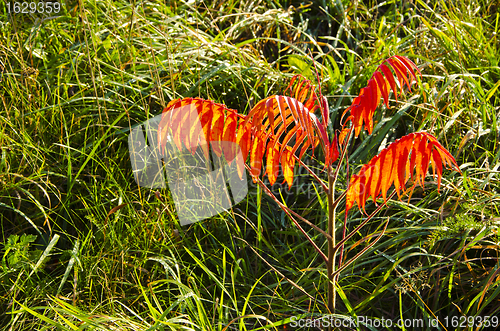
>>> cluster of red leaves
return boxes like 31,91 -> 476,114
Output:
343,55 -> 422,137
341,55 -> 461,213
157,55 -> 460,213
157,75 -> 333,189
158,97 -> 241,158
345,132 -> 461,213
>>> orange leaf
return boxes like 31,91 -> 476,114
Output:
245,94 -> 328,182
211,103 -> 225,157
339,127 -> 350,146
414,135 -> 427,187
373,71 -> 390,108
345,132 -> 460,214
222,111 -> 238,162
170,99 -> 186,151
345,173 -> 361,213
345,56 -> 422,138
236,120 -> 252,162
367,154 -> 383,205
266,140 -> 280,185
281,147 -> 296,189
187,99 -> 205,155
159,73 -> 330,192
250,132 -> 266,180
158,98 -> 241,162
379,148 -> 394,203
359,163 -> 374,212
330,133 -> 339,163
393,137 -> 410,198
379,64 -> 399,101
198,103 -> 213,158
388,58 -> 413,92
158,99 -> 181,152
395,55 -> 421,80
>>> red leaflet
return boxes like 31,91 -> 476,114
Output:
266,139 -> 280,185
187,99 -> 204,155
170,100 -> 185,151
197,102 -> 213,158
236,120 -> 252,162
330,133 -> 339,163
245,94 -> 329,185
158,98 -> 180,151
211,103 -> 225,157
157,98 -> 241,159
250,131 -> 266,180
379,147 -> 394,203
373,71 -> 390,108
343,55 -> 422,138
345,132 -> 460,213
222,111 -> 238,162
339,126 -> 350,146
388,58 -> 412,92
379,64 -> 399,102
281,147 -> 296,189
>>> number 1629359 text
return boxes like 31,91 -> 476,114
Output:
6,2 -> 61,14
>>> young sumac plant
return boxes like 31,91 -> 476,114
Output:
158,55 -> 461,312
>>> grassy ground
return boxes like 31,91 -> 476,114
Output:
1,0 -> 499,330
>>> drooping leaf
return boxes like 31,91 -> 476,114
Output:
345,132 -> 460,213
211,103 -> 226,157
157,98 -> 242,160
330,133 -> 339,163
250,131 -> 266,180
343,55 -> 422,138
339,126 -> 350,146
222,110 -> 238,162
281,147 -> 296,189
373,71 -> 390,108
236,120 -> 252,162
266,139 -> 281,186
379,64 -> 398,102
170,100 -> 185,151
244,94 -> 328,186
158,98 -> 181,151
379,147 -> 394,203
158,75 -> 330,190
285,74 -> 320,114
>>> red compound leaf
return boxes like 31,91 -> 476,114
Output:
343,56 -> 422,138
345,132 -> 460,213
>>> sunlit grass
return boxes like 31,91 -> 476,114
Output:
1,0 -> 499,329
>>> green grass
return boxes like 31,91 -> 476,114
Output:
1,0 -> 499,330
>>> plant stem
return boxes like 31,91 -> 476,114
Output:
327,165 -> 336,313
245,164 -> 329,262
256,184 -> 262,274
